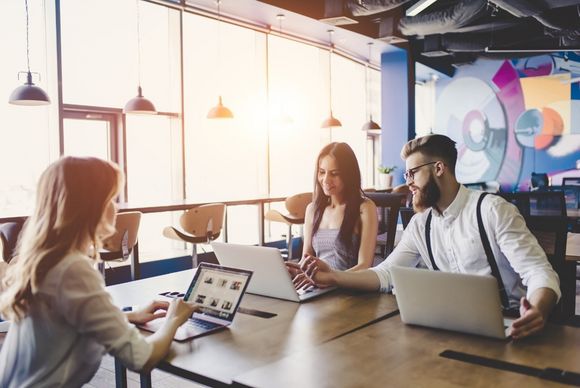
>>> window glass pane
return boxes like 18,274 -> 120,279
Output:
63,119 -> 110,160
267,35 -> 328,197
0,0 -> 58,215
126,115 -> 182,261
61,0 -> 179,111
126,115 -> 179,204
183,14 -> 268,203
330,54 -> 369,188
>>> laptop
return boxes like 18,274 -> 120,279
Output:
139,262 -> 252,341
389,266 -> 513,339
211,242 -> 335,302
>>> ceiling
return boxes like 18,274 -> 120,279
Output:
257,0 -> 580,75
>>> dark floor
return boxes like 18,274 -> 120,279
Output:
83,354 -> 206,388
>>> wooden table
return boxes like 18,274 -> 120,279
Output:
107,270 -> 399,386
235,314 -> 580,388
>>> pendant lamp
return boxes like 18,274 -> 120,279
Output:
361,42 -> 381,132
207,0 -> 233,119
124,0 -> 156,114
321,30 -> 342,128
9,0 -> 50,106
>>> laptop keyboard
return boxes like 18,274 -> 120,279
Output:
186,318 -> 222,331
297,286 -> 318,295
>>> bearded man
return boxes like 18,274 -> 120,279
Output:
292,134 -> 560,339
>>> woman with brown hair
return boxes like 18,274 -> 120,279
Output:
0,157 -> 196,387
291,143 -> 378,287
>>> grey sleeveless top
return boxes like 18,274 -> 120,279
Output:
312,229 -> 360,271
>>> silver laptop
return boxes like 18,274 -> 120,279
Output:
139,262 -> 252,341
390,266 -> 513,339
212,242 -> 335,302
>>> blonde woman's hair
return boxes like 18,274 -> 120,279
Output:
0,157 -> 122,321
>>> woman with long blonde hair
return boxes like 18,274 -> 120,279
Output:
0,157 -> 196,387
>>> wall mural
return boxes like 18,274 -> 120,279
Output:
434,54 -> 580,190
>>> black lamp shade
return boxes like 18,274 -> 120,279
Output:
9,72 -> 50,106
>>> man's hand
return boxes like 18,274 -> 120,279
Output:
299,255 -> 336,288
510,297 -> 546,339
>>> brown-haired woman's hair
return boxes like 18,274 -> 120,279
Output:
311,142 -> 364,256
0,157 -> 122,321
400,134 -> 458,173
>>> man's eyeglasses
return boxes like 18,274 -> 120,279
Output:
403,161 -> 438,181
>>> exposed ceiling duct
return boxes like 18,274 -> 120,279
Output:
346,0 -> 414,17
258,0 -> 580,73
399,0 -> 488,36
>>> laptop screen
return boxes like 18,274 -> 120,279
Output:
184,263 -> 252,322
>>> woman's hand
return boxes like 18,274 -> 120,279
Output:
165,298 -> 199,327
126,300 -> 170,325
299,255 -> 336,288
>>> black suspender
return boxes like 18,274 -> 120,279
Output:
425,192 -> 510,309
425,210 -> 439,271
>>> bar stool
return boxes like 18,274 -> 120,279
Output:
162,203 -> 226,268
265,192 -> 311,260
98,211 -> 142,281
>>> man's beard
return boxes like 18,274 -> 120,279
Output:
412,173 -> 441,213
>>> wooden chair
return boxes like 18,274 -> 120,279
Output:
99,211 -> 142,281
524,215 -> 574,323
391,184 -> 412,207
0,221 -> 24,264
265,193 -> 312,260
365,192 -> 406,262
400,207 -> 415,230
163,203 -> 226,267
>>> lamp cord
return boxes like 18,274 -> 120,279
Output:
25,0 -> 31,73
136,0 -> 142,88
366,42 -> 372,120
328,30 -> 334,113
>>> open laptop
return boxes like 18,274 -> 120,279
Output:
212,242 -> 335,302
390,266 -> 513,339
139,262 -> 252,341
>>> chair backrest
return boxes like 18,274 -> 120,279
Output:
562,177 -> 580,187
285,193 -> 312,219
0,221 -> 25,264
180,203 -> 226,238
523,216 -> 573,323
391,184 -> 412,207
497,191 -> 566,217
531,172 -> 549,189
365,192 -> 406,256
400,207 -> 415,230
102,211 -> 142,253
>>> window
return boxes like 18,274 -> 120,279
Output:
0,0 -> 58,215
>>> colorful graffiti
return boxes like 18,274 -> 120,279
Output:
434,53 -> 580,190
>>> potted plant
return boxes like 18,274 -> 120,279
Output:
377,165 -> 397,190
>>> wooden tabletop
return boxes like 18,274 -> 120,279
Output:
106,270 -> 399,385
235,314 -> 580,388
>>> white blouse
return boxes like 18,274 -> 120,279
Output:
370,186 -> 561,308
0,251 -> 153,388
